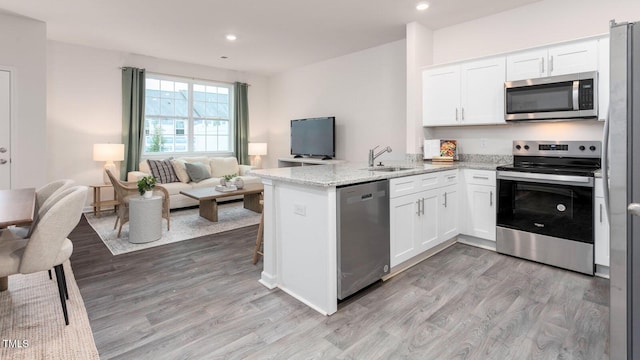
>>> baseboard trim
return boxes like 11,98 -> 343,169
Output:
595,264 -> 610,279
384,238 -> 457,280
259,272 -> 277,289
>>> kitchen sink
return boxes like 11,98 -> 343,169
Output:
364,166 -> 415,172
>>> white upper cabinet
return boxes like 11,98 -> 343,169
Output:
460,58 -> 506,125
506,39 -> 599,81
598,37 -> 610,121
423,57 -> 506,127
422,65 -> 460,126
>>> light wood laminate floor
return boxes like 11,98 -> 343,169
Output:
69,217 -> 609,359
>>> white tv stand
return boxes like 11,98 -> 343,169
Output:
278,157 -> 347,167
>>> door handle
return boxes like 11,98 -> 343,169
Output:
0,159 -> 6,165
443,192 -> 447,207
461,108 -> 465,121
421,198 -> 425,215
455,108 -> 459,121
416,199 -> 421,216
0,147 -> 6,153
490,191 -> 493,207
540,57 -> 545,73
549,56 -> 554,73
629,203 -> 640,217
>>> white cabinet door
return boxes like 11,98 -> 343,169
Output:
460,57 -> 506,125
439,184 -> 459,242
598,37 -> 610,121
423,65 -> 460,126
466,184 -> 496,241
548,40 -> 598,77
417,188 -> 440,253
506,48 -> 547,81
390,193 -> 421,268
594,196 -> 610,267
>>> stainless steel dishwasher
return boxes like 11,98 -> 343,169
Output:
337,180 -> 390,300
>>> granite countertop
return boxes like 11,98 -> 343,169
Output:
250,159 -> 511,187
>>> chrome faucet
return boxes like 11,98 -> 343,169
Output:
368,145 -> 392,167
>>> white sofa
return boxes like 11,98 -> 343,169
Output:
127,156 -> 261,209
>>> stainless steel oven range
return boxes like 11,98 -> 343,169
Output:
496,140 -> 601,275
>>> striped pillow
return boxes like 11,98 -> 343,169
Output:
147,158 -> 179,184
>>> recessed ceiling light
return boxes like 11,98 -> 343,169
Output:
416,2 -> 429,11
226,34 -> 237,41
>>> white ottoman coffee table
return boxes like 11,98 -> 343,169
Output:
128,195 -> 162,243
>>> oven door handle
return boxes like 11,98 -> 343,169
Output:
497,171 -> 594,187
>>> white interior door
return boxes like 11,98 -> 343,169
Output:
0,70 -> 10,189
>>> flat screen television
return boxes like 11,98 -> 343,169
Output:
290,117 -> 335,159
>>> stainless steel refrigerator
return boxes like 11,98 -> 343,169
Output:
605,20 -> 640,359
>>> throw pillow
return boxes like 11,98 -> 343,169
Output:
185,162 -> 211,183
147,158 -> 179,184
171,159 -> 190,183
210,157 -> 240,178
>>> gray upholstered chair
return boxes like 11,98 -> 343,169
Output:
106,169 -> 170,237
0,185 -> 87,325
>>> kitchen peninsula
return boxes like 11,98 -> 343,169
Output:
250,161 -> 499,315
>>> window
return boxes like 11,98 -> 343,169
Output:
144,75 -> 234,154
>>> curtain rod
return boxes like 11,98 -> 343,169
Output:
119,67 -> 250,86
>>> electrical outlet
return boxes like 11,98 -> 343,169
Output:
294,204 -> 306,216
480,138 -> 488,149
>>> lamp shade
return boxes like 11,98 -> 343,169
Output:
248,143 -> 268,156
93,144 -> 125,161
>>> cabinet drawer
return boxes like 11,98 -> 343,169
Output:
439,170 -> 458,185
464,169 -> 496,186
595,178 -> 605,197
390,175 -> 422,198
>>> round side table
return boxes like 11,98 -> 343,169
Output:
128,195 -> 162,243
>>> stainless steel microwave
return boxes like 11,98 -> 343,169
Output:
504,71 -> 598,121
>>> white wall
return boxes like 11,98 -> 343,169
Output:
406,22 -> 434,156
423,0 -> 640,155
0,13 -> 47,188
267,40 -> 406,167
47,41 -> 270,192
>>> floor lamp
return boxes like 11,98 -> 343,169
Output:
93,144 -> 125,184
248,143 -> 268,169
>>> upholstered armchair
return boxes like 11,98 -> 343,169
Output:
105,169 -> 170,237
0,185 -> 87,325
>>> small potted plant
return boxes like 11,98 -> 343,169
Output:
220,173 -> 243,189
137,175 -> 157,198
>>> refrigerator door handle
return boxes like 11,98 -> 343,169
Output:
602,111 -> 611,217
629,203 -> 640,217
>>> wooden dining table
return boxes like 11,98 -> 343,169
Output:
0,188 -> 36,291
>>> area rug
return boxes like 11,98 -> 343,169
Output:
0,261 -> 100,360
84,201 -> 261,255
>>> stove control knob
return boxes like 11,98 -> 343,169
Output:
579,145 -> 586,151
515,145 -> 522,150
590,145 -> 597,151
524,145 -> 530,150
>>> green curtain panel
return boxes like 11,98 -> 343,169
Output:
234,82 -> 249,165
121,67 -> 146,179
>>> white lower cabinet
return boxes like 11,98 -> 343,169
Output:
460,169 -> 497,241
595,179 -> 610,267
390,170 -> 458,268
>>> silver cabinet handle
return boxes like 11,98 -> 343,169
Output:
629,203 -> 640,217
0,159 -> 6,165
549,56 -> 554,73
447,175 -> 456,180
490,191 -> 493,207
600,203 -> 603,223
443,192 -> 448,207
461,108 -> 465,121
416,199 -> 421,216
0,147 -> 6,153
473,176 -> 489,180
455,108 -> 459,121
419,198 -> 423,216
540,57 -> 545,73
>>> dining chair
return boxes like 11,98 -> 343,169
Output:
0,185 -> 87,325
105,169 -> 170,237
35,179 -> 75,212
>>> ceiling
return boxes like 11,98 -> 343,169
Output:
0,0 -> 541,75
